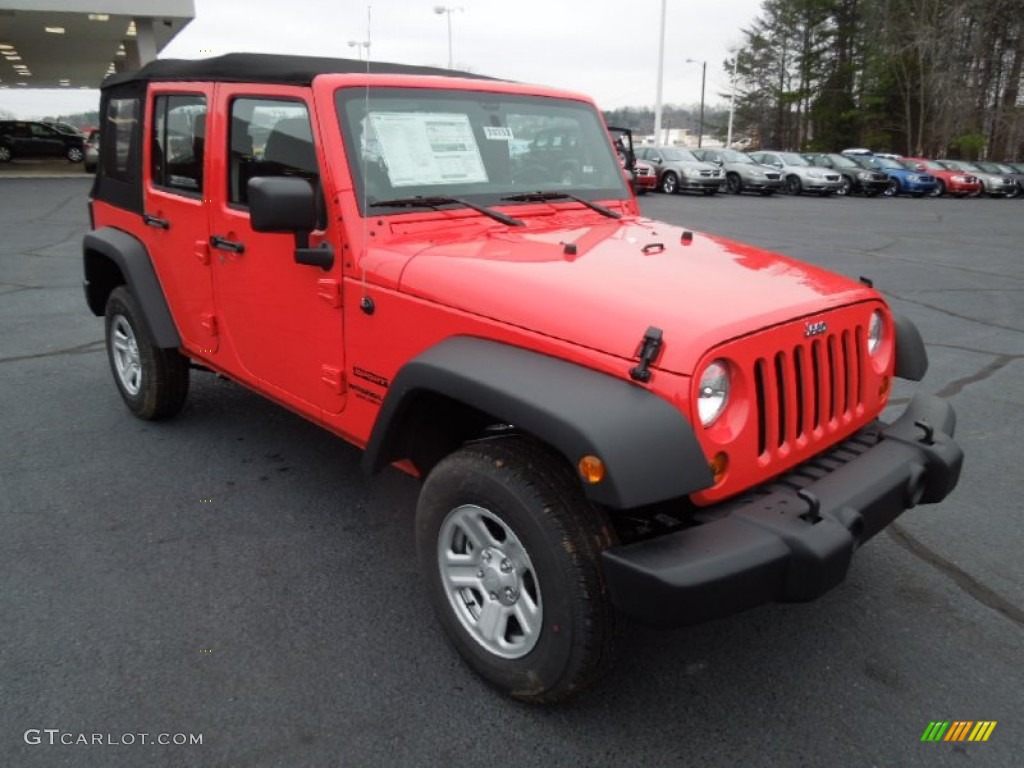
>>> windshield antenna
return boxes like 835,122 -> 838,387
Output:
357,5 -> 373,311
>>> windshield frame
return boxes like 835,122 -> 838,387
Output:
335,86 -> 629,217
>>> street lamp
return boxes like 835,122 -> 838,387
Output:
348,40 -> 370,61
685,58 -> 706,148
434,6 -> 463,70
726,53 -> 739,148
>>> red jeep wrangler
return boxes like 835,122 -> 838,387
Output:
83,54 -> 963,702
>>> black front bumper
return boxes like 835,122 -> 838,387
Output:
601,393 -> 963,628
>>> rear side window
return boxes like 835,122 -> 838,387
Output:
101,98 -> 141,183
151,94 -> 207,195
228,98 -> 319,207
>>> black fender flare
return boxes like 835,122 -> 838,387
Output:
363,337 -> 714,509
893,313 -> 928,381
83,227 -> 181,348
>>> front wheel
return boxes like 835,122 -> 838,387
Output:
929,180 -> 946,198
416,437 -> 616,703
726,174 -> 742,194
837,176 -> 853,196
66,146 -> 84,163
660,172 -> 679,194
786,175 -> 803,195
883,179 -> 900,197
0,144 -> 12,163
104,286 -> 189,420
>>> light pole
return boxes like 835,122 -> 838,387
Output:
434,6 -> 463,69
726,53 -> 739,148
653,0 -> 667,145
347,40 -> 370,61
685,58 -> 706,148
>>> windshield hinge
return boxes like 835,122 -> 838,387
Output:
629,326 -> 663,383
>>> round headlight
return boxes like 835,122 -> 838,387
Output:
868,310 -> 884,355
698,360 -> 730,427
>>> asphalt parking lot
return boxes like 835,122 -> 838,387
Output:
1,179 -> 1022,767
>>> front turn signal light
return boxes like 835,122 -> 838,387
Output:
578,455 -> 606,484
709,452 -> 729,485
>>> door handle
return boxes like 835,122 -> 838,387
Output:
143,213 -> 169,229
210,235 -> 245,254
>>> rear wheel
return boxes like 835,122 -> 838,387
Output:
837,176 -> 853,196
660,172 -> 679,194
104,286 -> 189,420
416,437 -> 616,703
929,179 -> 946,198
726,174 -> 742,194
883,179 -> 900,197
786,175 -> 802,195
0,144 -> 11,163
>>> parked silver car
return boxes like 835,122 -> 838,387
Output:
973,161 -> 1023,198
634,146 -> 724,195
748,150 -> 844,196
691,148 -> 785,195
83,129 -> 100,173
938,160 -> 1017,198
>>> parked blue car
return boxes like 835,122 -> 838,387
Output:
850,155 -> 938,197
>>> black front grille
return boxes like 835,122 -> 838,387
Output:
752,329 -> 865,459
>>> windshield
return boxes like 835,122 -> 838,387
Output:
939,160 -> 973,172
777,152 -> 810,166
718,149 -> 754,163
336,87 -> 627,215
873,157 -> 909,170
826,154 -> 859,169
658,148 -> 700,162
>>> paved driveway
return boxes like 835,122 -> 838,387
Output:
1,180 -> 1021,767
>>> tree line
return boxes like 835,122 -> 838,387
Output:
730,0 -> 1024,159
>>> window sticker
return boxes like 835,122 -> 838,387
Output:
369,112 -> 488,187
482,125 -> 513,141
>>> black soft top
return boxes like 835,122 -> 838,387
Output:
101,52 -> 497,89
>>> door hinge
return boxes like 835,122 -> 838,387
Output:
201,312 -> 219,337
317,278 -> 342,308
195,239 -> 211,265
320,365 -> 345,393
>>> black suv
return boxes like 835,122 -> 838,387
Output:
0,120 -> 86,163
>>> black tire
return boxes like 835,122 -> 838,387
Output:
786,175 -> 802,195
726,173 -> 742,194
660,171 -> 679,194
929,179 -> 946,198
883,179 -> 900,197
104,286 -> 189,420
0,144 -> 12,163
1008,184 -> 1022,200
837,176 -> 853,196
66,146 -> 84,163
416,437 -> 616,703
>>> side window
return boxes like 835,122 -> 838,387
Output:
151,94 -> 207,195
228,98 -> 319,207
102,97 -> 140,182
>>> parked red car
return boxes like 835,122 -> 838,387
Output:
904,158 -> 983,198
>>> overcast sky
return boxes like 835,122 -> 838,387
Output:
1,0 -> 764,119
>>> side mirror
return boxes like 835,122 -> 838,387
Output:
248,176 -> 334,270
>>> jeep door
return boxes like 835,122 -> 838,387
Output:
143,85 -> 219,354
207,87 -> 346,415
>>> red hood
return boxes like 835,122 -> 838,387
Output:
367,212 -> 876,375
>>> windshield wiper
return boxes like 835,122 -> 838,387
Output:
501,191 -> 621,219
369,195 -> 524,227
